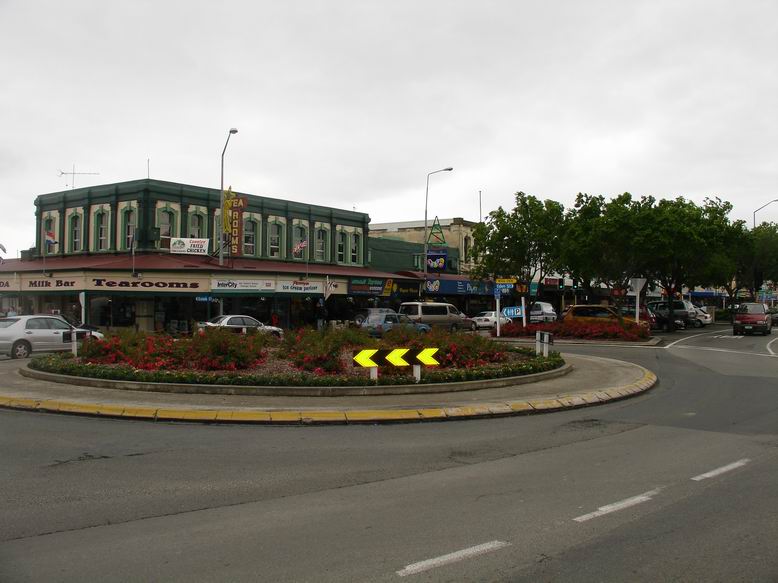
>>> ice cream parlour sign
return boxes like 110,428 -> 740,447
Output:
277,279 -> 323,294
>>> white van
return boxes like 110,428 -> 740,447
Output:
399,302 -> 477,331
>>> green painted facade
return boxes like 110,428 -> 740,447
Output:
367,237 -> 460,274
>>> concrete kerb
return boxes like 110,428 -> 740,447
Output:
19,362 -> 573,396
1,362 -> 659,425
491,336 -> 663,347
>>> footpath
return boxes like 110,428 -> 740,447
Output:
0,353 -> 656,425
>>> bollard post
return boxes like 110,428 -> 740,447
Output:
370,367 -> 378,382
535,331 -> 541,355
413,364 -> 421,383
543,332 -> 549,357
71,330 -> 78,357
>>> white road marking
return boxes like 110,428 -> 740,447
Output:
691,458 -> 751,481
572,488 -> 662,523
397,541 -> 511,577
674,346 -> 778,358
713,335 -> 743,339
664,330 -> 722,349
767,337 -> 778,356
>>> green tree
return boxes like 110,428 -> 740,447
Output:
471,192 -> 564,305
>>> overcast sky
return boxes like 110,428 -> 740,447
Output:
1,0 -> 776,257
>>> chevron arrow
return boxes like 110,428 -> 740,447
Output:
414,348 -> 439,366
353,349 -> 379,368
385,348 -> 410,367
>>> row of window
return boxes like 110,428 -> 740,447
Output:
43,210 -> 363,263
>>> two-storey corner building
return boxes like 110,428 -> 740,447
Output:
0,179 -> 411,331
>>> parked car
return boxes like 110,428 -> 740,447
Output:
197,315 -> 284,337
353,308 -> 396,326
0,315 -> 104,359
529,302 -> 557,323
398,302 -> 477,331
473,311 -> 511,329
768,307 -> 778,326
733,303 -> 772,336
647,300 -> 695,327
617,305 -> 656,329
360,311 -> 431,337
692,306 -> 712,327
562,304 -> 622,324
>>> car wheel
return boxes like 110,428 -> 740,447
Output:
693,319 -> 702,328
11,340 -> 31,359
469,322 -> 477,331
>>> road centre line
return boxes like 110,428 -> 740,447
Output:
573,488 -> 662,523
664,330 -> 722,349
691,459 -> 750,481
396,541 -> 511,577
673,346 -> 778,358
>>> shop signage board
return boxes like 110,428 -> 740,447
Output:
426,249 -> 447,271
211,278 -> 275,292
353,348 -> 440,367
277,280 -> 323,294
424,278 -> 492,296
495,278 -> 517,284
495,283 -> 514,290
170,238 -> 209,255
349,277 -> 394,296
222,190 -> 248,256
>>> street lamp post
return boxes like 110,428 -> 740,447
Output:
753,199 -> 778,229
423,167 -> 453,282
219,128 -> 239,267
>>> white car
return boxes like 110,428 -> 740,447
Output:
693,306 -> 712,327
473,311 -> 511,329
197,315 -> 284,338
529,302 -> 557,323
0,315 -> 104,359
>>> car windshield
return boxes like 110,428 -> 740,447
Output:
737,303 -> 765,314
363,313 -> 386,324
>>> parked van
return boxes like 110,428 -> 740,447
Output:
398,302 -> 477,331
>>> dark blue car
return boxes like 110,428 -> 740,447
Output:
360,312 -> 431,338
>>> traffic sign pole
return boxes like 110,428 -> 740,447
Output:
496,293 -> 501,337
521,296 -> 527,327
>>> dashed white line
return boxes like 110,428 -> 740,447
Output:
691,458 -> 751,481
572,488 -> 662,523
767,337 -> 778,356
396,540 -> 511,577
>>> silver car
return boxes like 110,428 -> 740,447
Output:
197,315 -> 284,338
0,315 -> 104,359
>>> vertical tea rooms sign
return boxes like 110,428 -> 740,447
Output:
223,189 -> 248,256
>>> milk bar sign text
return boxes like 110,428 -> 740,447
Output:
26,279 -> 77,288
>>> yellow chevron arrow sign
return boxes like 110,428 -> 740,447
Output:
353,349 -> 379,368
415,348 -> 439,366
385,348 -> 410,367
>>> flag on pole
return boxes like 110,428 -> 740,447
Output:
324,276 -> 337,301
45,231 -> 58,245
292,239 -> 308,255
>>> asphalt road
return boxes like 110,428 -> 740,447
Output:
1,324 -> 777,582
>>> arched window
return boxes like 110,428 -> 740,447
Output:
189,214 -> 202,238
292,224 -> 307,259
243,220 -> 257,255
337,231 -> 347,263
269,223 -> 282,258
159,210 -> 174,238
43,218 -> 55,254
350,233 -> 361,264
315,228 -> 328,261
96,212 -> 109,251
125,210 -> 136,250
71,214 -> 82,252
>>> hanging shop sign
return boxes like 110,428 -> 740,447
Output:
170,238 -> 210,255
393,281 -> 421,296
211,278 -> 275,292
348,277 -> 394,296
426,249 -> 447,271
277,279 -> 323,294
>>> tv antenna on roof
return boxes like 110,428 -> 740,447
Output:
57,164 -> 100,189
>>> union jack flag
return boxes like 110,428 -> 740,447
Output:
292,239 -> 308,254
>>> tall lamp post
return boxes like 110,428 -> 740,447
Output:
219,128 -> 239,267
753,199 -> 778,229
423,167 -> 453,280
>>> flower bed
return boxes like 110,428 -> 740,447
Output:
29,327 -> 564,386
494,319 -> 650,341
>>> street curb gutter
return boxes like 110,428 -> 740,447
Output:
0,367 -> 658,425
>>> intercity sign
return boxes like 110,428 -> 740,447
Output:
353,348 -> 440,367
211,278 -> 275,292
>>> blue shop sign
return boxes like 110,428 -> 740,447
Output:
424,278 -> 493,296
